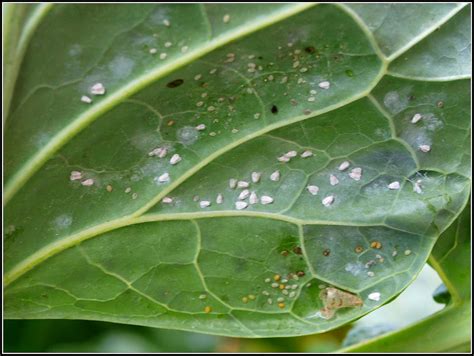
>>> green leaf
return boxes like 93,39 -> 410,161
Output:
4,3 -> 471,337
339,202 -> 471,352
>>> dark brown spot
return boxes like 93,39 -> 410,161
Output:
437,100 -> 444,108
408,95 -> 416,101
355,246 -> 364,254
293,246 -> 303,255
166,79 -> 184,88
370,241 -> 382,249
297,270 -> 305,277
305,46 -> 316,54
280,250 -> 289,257
323,249 -> 331,257
271,105 -> 278,114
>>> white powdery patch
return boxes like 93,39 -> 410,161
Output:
235,201 -> 248,210
329,174 -> 339,186
388,181 -> 400,190
270,170 -> 281,181
239,189 -> 250,200
90,83 -> 106,95
338,161 -> 350,171
260,196 -> 274,205
307,185 -> 319,195
249,192 -> 258,204
81,95 -> 92,103
318,81 -> 330,89
251,172 -> 261,183
70,171 -> 83,181
349,167 -> 362,181
199,201 -> 211,208
155,173 -> 170,183
53,214 -> 73,229
368,292 -> 381,301
322,195 -> 334,207
169,153 -> 182,165
301,150 -> 313,158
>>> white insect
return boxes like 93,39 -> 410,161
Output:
322,195 -> 334,207
413,179 -> 423,194
285,150 -> 297,158
156,173 -> 170,183
307,185 -> 319,195
318,81 -> 330,89
338,161 -> 350,171
229,178 -> 237,189
81,95 -> 92,103
70,171 -> 82,181
148,147 -> 167,158
195,124 -> 206,131
419,144 -> 431,153
251,172 -> 261,183
278,155 -> 290,163
235,201 -> 248,210
368,292 -> 381,301
411,113 -> 422,123
162,197 -> 173,204
199,201 -> 211,208
388,181 -> 400,190
249,192 -> 258,204
216,193 -> 223,204
349,167 -> 362,181
270,170 -> 281,181
329,174 -> 339,186
81,178 -> 94,186
300,150 -> 313,158
237,180 -> 249,188
260,196 -> 274,205
160,53 -> 167,60
169,154 -> 181,165
238,189 -> 250,200
90,83 -> 105,95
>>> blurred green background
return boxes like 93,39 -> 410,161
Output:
4,264 -> 444,352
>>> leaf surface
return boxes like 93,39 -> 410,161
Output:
4,3 -> 471,337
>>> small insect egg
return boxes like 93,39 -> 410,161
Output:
265,278 -> 271,283
262,291 -> 270,296
273,274 -> 281,282
271,282 -> 279,288
367,271 -> 375,277
277,297 -> 284,302
164,41 -> 172,48
204,306 -> 212,313
167,120 -> 175,126
282,289 -> 289,295
281,279 -> 288,283
199,294 -> 207,300
106,185 -> 113,192
279,284 -> 285,290
267,298 -> 273,305
149,48 -> 157,54
404,249 -> 412,256
291,284 -> 298,290
285,285 -> 291,290
278,302 -> 285,309
223,14 -> 230,23
248,294 -> 256,300
289,291 -> 296,298
242,296 -> 249,304
370,241 -> 382,249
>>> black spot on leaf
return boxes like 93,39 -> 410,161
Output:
166,79 -> 184,88
271,105 -> 278,114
